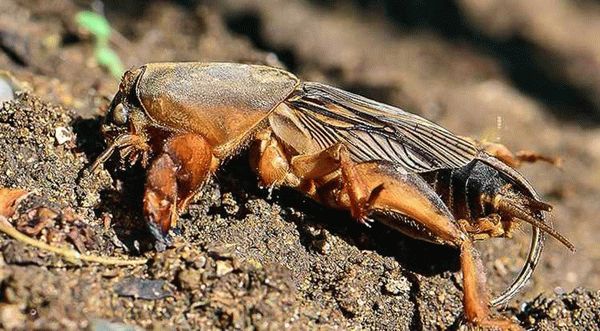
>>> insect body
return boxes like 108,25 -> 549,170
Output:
93,62 -> 573,329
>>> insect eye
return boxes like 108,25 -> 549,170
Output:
112,103 -> 129,126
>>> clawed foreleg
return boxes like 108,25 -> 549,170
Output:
143,133 -> 214,242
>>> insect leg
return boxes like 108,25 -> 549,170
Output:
342,161 -> 519,328
476,141 -> 561,168
144,133 -> 214,242
162,133 -> 215,213
143,153 -> 178,240
250,130 -> 301,188
251,132 -> 345,201
90,134 -> 150,173
458,215 -> 506,240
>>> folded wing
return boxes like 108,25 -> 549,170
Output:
285,82 -> 478,173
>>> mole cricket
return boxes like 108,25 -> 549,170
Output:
91,62 -> 574,329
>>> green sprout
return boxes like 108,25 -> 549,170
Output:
75,11 -> 124,79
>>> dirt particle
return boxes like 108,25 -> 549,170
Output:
384,278 -> 410,296
194,255 -> 207,269
493,258 -> 509,277
312,237 -> 331,255
177,269 -> 202,291
88,319 -> 141,331
207,243 -> 236,259
53,127 -> 71,145
216,260 -> 234,277
0,304 -> 25,330
221,192 -> 239,215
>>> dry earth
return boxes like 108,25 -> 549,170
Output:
0,0 -> 599,330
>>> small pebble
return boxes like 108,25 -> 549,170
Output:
207,243 -> 235,258
548,306 -> 559,318
54,127 -> 72,145
312,238 -> 331,255
216,260 -> 234,277
89,318 -> 141,331
114,278 -> 172,300
437,293 -> 446,303
177,269 -> 202,291
194,255 -> 207,269
0,77 -> 14,103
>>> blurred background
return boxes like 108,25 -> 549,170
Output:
1,0 -> 599,329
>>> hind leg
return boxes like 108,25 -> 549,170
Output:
338,161 -> 520,329
476,140 -> 560,168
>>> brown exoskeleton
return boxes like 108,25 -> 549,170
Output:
92,62 -> 574,329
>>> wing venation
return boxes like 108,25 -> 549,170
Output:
286,82 -> 478,173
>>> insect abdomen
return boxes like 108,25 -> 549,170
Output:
421,160 -> 507,222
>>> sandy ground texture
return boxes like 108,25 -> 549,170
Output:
1,0 -> 600,330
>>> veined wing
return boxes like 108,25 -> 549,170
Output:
285,82 -> 478,173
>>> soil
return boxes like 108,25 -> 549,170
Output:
0,0 -> 599,330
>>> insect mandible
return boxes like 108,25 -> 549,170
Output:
91,62 -> 574,329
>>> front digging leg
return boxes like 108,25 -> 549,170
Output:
144,154 -> 178,241
144,133 -> 214,244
